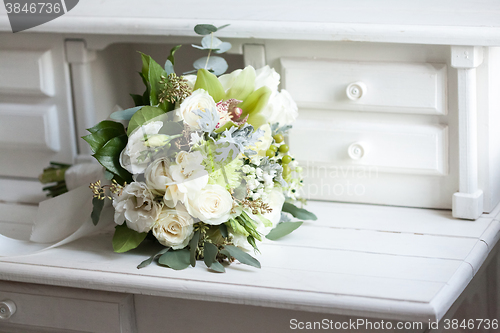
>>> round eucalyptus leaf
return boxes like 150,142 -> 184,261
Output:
214,42 -> 232,54
201,35 -> 223,49
193,56 -> 228,76
194,24 -> 218,35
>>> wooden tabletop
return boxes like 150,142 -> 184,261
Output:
1,1 -> 500,46
0,200 -> 499,323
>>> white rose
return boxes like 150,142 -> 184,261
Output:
261,89 -> 298,126
246,187 -> 285,237
186,184 -> 233,225
255,65 -> 280,92
113,182 -> 160,233
120,121 -> 164,174
152,204 -> 194,250
176,89 -> 217,129
144,157 -> 171,195
164,151 -> 209,208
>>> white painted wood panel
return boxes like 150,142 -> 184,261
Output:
281,58 -> 447,115
0,50 -> 55,97
290,119 -> 448,176
0,104 -> 60,152
0,282 -> 136,333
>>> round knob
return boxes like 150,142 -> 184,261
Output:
346,82 -> 367,100
0,300 -> 16,320
348,142 -> 365,160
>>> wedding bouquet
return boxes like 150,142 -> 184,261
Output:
45,24 -> 316,272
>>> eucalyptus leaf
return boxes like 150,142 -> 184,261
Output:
219,224 -> 228,239
193,56 -> 228,76
158,249 -> 191,270
215,42 -> 232,54
90,197 -> 104,226
189,230 -> 201,267
209,261 -> 225,273
104,170 -> 114,180
194,24 -> 218,35
203,242 -> 219,268
164,59 -> 174,76
127,106 -> 166,136
137,247 -> 170,269
93,135 -> 132,183
110,106 -> 142,121
217,24 -> 230,30
223,245 -> 261,268
201,35 -> 222,49
282,202 -> 317,221
265,221 -> 303,240
112,224 -> 148,253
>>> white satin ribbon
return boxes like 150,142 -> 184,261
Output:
0,164 -> 115,257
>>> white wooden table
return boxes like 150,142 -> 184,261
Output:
0,200 -> 498,332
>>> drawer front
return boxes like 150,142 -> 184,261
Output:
281,58 -> 447,115
290,120 -> 448,176
0,282 -> 135,333
0,104 -> 60,152
0,50 -> 55,97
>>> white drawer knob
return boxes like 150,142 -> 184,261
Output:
348,142 -> 365,160
346,81 -> 367,100
0,300 -> 16,320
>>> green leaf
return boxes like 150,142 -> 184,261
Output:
93,134 -> 132,183
247,235 -> 259,252
219,224 -> 228,239
282,203 -> 317,221
226,66 -> 256,101
239,86 -> 272,116
158,249 -> 191,270
217,24 -> 230,31
127,106 -> 167,136
104,170 -> 114,180
265,221 -> 303,240
164,60 -> 174,76
87,120 -> 125,134
194,68 -> 226,103
130,94 -> 145,107
167,45 -> 182,65
148,56 -> 168,106
194,24 -> 218,35
209,261 -> 225,273
91,197 -> 104,226
189,230 -> 200,267
110,106 -> 142,121
137,247 -> 170,269
112,224 -> 148,253
82,127 -> 125,154
223,245 -> 261,268
203,242 -> 218,268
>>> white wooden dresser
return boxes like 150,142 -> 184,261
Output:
1,1 -> 500,332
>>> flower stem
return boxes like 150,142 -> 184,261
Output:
204,32 -> 213,70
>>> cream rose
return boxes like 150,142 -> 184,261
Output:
144,157 -> 171,195
152,205 -> 194,249
176,89 -> 217,129
119,121 -> 164,174
164,151 -> 209,208
113,182 -> 160,233
186,184 -> 233,225
255,65 -> 280,92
